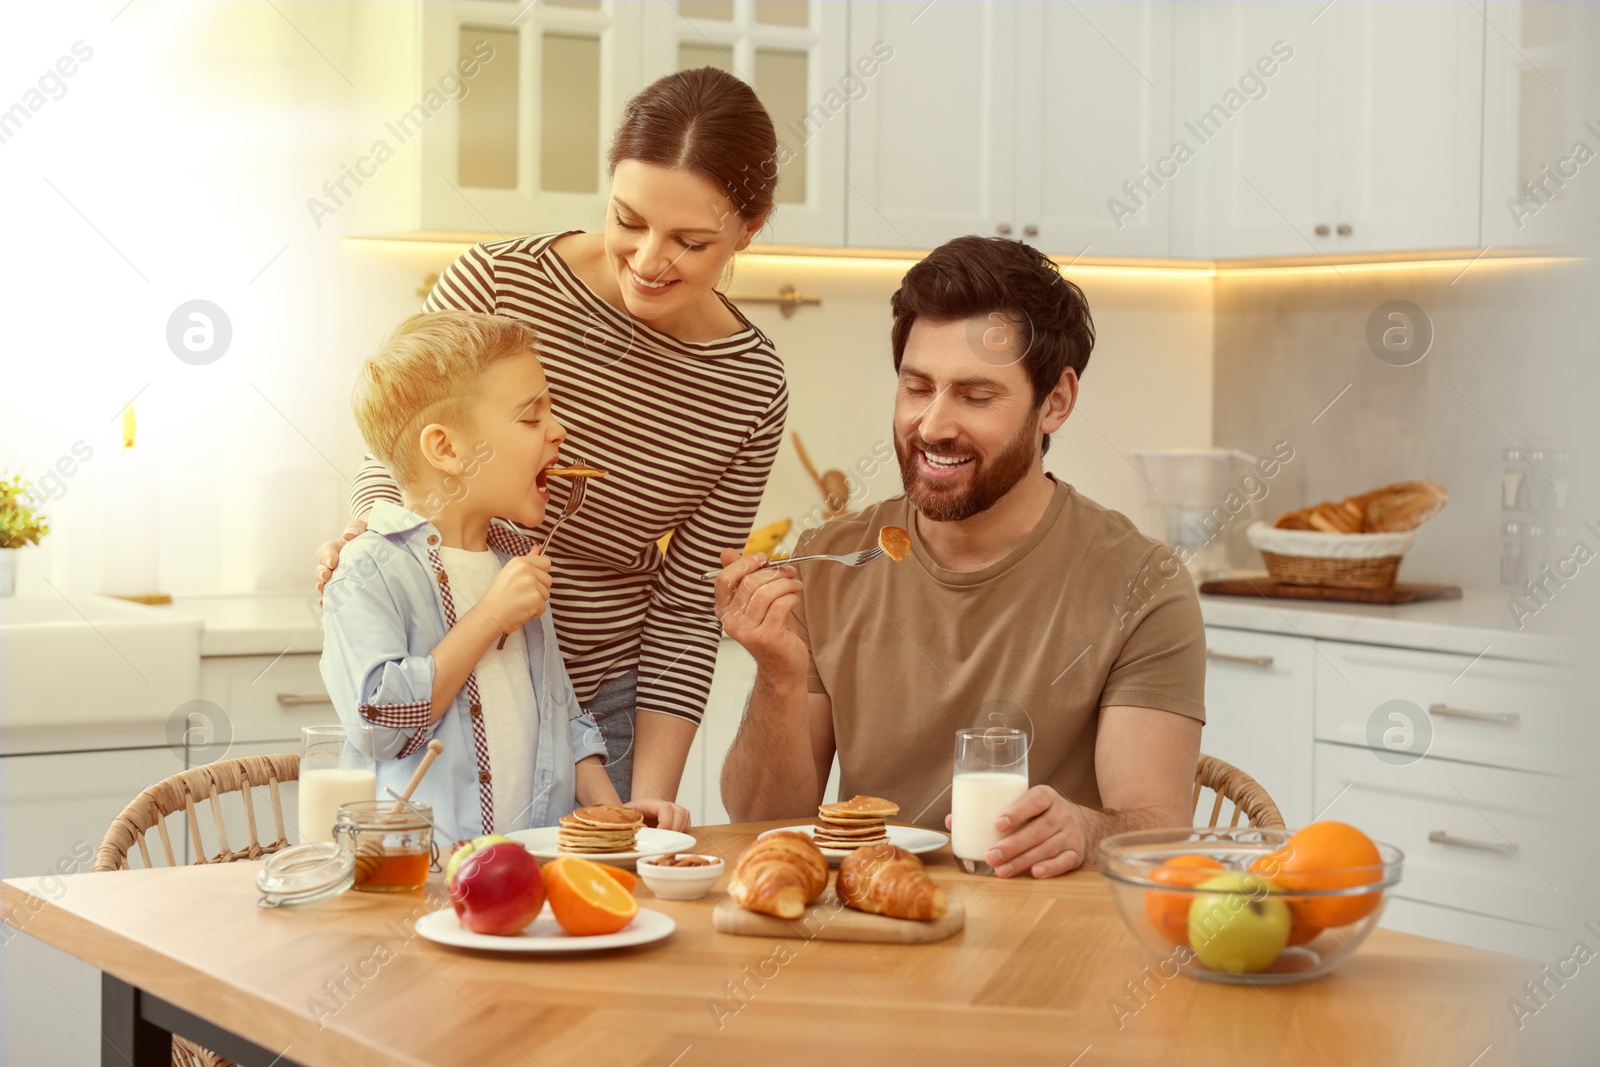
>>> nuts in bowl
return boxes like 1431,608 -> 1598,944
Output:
636,853 -> 724,900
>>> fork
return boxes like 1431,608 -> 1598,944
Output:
699,545 -> 883,581
540,468 -> 589,556
495,466 -> 590,649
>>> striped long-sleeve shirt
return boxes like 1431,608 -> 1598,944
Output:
351,231 -> 788,725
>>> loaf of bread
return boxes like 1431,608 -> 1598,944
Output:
1275,481 -> 1447,534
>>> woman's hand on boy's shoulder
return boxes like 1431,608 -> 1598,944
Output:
629,798 -> 691,833
315,519 -> 368,597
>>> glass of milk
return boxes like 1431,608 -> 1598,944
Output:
298,725 -> 376,845
951,727 -> 1029,875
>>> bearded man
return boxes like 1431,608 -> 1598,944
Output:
715,235 -> 1206,878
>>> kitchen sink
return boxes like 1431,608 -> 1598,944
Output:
0,595 -> 201,736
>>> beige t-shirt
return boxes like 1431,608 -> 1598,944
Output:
789,477 -> 1206,829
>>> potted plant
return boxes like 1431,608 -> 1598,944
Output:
0,474 -> 49,597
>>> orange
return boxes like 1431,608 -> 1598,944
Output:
1250,821 -> 1382,928
1143,854 -> 1225,945
544,857 -> 639,936
588,861 -> 636,893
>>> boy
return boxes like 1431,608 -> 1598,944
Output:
320,310 -> 686,843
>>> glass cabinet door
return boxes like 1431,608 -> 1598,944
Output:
417,0 -> 642,235
639,0 -> 846,247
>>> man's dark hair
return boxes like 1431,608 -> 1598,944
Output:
889,235 -> 1095,455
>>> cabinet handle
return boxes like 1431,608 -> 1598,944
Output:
1205,648 -> 1274,667
1428,830 -> 1518,855
1314,224 -> 1331,237
1337,223 -> 1352,236
277,693 -> 333,707
1023,223 -> 1038,237
1427,703 -> 1520,725
996,223 -> 1012,236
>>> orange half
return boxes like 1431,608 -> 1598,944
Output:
544,857 -> 639,936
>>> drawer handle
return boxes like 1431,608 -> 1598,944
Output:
276,693 -> 333,707
1427,703 -> 1520,725
1206,649 -> 1274,668
1428,830 -> 1518,855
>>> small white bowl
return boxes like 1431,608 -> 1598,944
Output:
636,854 -> 723,900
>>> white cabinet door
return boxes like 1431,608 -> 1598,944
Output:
1313,741 -> 1574,940
693,639 -> 757,827
1311,641 -> 1583,777
1014,0 -> 1175,258
1329,1 -> 1484,252
1481,1 -> 1590,248
639,0 -> 848,247
3,747 -> 186,1067
1200,626 -> 1316,826
1193,3 -> 1331,258
845,0 -> 1019,248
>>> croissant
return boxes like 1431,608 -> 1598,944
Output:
836,844 -> 949,921
729,832 -> 828,919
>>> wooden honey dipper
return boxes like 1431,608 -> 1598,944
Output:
353,740 -> 443,886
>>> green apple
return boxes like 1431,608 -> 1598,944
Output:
1187,873 -> 1291,974
446,834 -> 514,885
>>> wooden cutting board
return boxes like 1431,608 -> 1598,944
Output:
1199,578 -> 1463,604
711,889 -> 965,944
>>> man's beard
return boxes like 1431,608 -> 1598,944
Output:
895,412 -> 1040,523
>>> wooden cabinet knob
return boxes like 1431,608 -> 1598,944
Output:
1337,223 -> 1352,236
1314,224 -> 1331,237
1023,224 -> 1038,237
996,223 -> 1012,236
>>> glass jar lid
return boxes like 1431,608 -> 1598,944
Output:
256,841 -> 355,909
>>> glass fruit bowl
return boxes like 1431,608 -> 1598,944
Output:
1096,827 -> 1404,985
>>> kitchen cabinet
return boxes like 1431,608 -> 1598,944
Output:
640,0 -> 848,247
1200,626 -> 1316,826
1481,1 -> 1591,248
2,746 -> 186,1067
344,0 -> 846,244
344,1 -> 643,237
847,1 -> 1173,258
1314,741 -> 1575,961
1014,0 -> 1175,257
1194,1 -> 1483,258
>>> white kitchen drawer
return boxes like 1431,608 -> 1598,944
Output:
1313,641 -> 1583,776
1313,742 -> 1574,929
1201,627 -> 1317,826
1380,895 -> 1570,962
199,653 -> 335,746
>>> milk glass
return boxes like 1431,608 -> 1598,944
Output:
951,727 -> 1029,875
298,725 -> 376,844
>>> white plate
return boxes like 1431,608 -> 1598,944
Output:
505,826 -> 698,869
759,824 -> 950,866
415,902 -> 675,953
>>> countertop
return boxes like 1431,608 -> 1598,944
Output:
161,593 -> 323,657
1199,587 -> 1580,663
153,587 -> 1579,663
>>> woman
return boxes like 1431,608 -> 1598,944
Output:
316,68 -> 787,827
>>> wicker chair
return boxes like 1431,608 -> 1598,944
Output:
95,752 -> 300,1067
1192,752 -> 1284,829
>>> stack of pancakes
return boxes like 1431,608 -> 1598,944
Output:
811,795 -> 898,851
557,804 -> 644,854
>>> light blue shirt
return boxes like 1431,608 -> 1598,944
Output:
318,501 -> 607,844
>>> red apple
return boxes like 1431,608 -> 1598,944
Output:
448,842 -> 546,936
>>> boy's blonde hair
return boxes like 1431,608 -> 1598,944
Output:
353,310 -> 538,489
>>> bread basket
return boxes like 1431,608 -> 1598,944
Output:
1245,522 -> 1416,589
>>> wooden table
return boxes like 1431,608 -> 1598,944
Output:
2,821 -> 1534,1066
